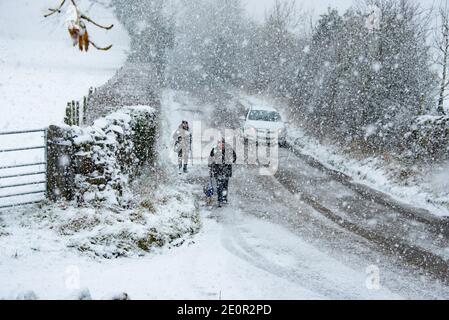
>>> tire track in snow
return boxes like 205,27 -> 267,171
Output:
275,164 -> 449,284
286,141 -> 449,235
219,217 -> 351,299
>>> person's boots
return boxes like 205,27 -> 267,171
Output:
183,164 -> 188,173
178,163 -> 182,175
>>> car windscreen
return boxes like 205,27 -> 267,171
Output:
248,110 -> 282,122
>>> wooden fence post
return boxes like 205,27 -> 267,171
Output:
83,96 -> 88,125
71,101 -> 76,126
65,102 -> 72,125
76,101 -> 80,126
64,87 -> 95,126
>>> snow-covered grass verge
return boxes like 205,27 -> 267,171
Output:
286,127 -> 449,218
0,178 -> 200,299
1,180 -> 200,261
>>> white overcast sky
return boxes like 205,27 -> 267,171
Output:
245,0 -> 443,21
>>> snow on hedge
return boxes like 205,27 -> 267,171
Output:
286,126 -> 449,218
48,106 -> 157,207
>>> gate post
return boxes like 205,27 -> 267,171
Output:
46,125 -> 75,201
44,128 -> 48,199
83,96 -> 88,125
65,102 -> 72,125
76,101 -> 80,126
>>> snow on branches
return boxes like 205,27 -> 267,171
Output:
365,5 -> 382,32
44,0 -> 114,52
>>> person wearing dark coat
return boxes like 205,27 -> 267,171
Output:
208,139 -> 237,207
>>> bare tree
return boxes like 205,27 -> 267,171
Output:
44,0 -> 114,52
264,0 -> 310,34
434,1 -> 449,115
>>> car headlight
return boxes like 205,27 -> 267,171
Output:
246,127 -> 256,135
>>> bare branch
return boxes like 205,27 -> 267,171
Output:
44,0 -> 66,18
81,14 -> 114,30
89,41 -> 113,51
44,0 -> 114,53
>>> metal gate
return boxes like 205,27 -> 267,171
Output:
0,129 -> 47,209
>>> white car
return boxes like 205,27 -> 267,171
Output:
241,105 -> 287,147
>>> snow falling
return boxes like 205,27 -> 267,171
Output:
1,0 -> 449,300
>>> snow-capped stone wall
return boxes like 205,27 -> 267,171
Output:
47,106 -> 157,206
402,115 -> 449,164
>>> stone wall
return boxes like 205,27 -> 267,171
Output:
46,106 -> 158,207
400,115 -> 449,164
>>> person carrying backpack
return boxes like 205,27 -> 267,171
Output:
208,138 -> 237,207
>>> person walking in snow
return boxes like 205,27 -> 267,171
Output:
208,138 -> 237,207
173,120 -> 192,174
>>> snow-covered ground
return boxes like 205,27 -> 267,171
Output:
2,1 -> 449,302
0,0 -> 129,131
0,0 -> 130,208
0,203 -> 394,300
1,89 -> 449,299
0,206 -> 397,300
286,127 -> 449,218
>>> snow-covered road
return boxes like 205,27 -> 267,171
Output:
156,90 -> 397,299
155,90 -> 449,299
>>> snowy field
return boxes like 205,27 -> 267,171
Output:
0,0 -> 129,131
0,0 -> 129,208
